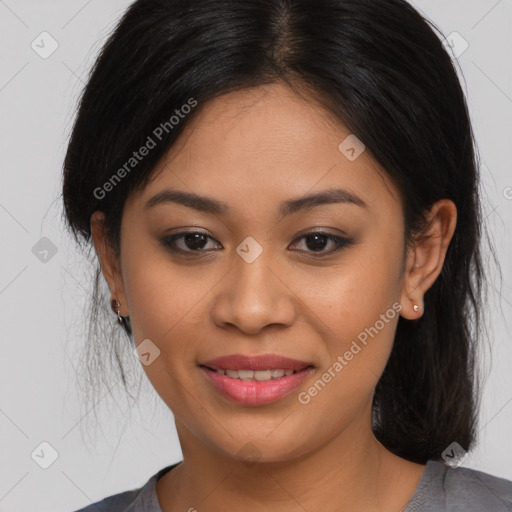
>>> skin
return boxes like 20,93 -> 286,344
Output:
91,82 -> 457,512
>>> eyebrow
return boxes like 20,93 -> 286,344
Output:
143,187 -> 368,217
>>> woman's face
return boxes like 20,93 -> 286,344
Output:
94,82 -> 418,462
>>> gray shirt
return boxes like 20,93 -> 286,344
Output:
72,459 -> 512,511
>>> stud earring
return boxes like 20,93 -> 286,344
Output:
111,298 -> 124,325
413,304 -> 420,312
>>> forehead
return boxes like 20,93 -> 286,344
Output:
129,82 -> 401,219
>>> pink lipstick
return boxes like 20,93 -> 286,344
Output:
199,353 -> 315,406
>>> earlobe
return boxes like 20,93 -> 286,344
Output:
399,199 -> 457,320
399,254 -> 425,320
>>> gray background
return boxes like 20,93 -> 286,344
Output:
0,1 -> 511,511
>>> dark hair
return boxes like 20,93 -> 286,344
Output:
62,0 -> 492,463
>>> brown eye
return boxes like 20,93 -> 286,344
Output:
160,230 -> 354,257
161,231 -> 222,254
289,232 -> 354,255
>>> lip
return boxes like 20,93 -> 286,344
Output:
198,353 -> 315,406
200,365 -> 315,405
199,353 -> 313,371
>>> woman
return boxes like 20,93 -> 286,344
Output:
63,0 -> 512,510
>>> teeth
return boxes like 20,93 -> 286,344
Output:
238,369 -> 254,380
215,368 -> 301,380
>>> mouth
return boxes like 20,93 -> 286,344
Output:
199,353 -> 314,373
199,366 -> 314,381
198,354 -> 315,405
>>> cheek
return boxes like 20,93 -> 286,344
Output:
121,240 -> 218,371
120,247 -> 209,412
295,278 -> 400,430
299,240 -> 402,337
292,236 -> 403,392
120,239 -> 181,340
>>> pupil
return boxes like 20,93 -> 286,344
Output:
185,233 -> 207,250
306,234 -> 327,251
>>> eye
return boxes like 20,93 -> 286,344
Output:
289,231 -> 354,255
160,231 -> 221,253
160,230 -> 354,257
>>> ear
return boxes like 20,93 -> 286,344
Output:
400,199 -> 457,320
90,211 -> 128,316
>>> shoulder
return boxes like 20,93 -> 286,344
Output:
70,463 -> 181,512
424,460 -> 512,510
71,487 -> 142,512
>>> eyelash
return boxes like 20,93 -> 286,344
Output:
160,230 -> 354,257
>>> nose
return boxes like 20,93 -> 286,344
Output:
211,253 -> 297,335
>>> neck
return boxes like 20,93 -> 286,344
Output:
156,402 -> 425,512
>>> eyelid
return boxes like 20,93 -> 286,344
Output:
293,226 -> 350,239
288,231 -> 354,254
161,230 -> 221,253
160,228 -> 355,257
